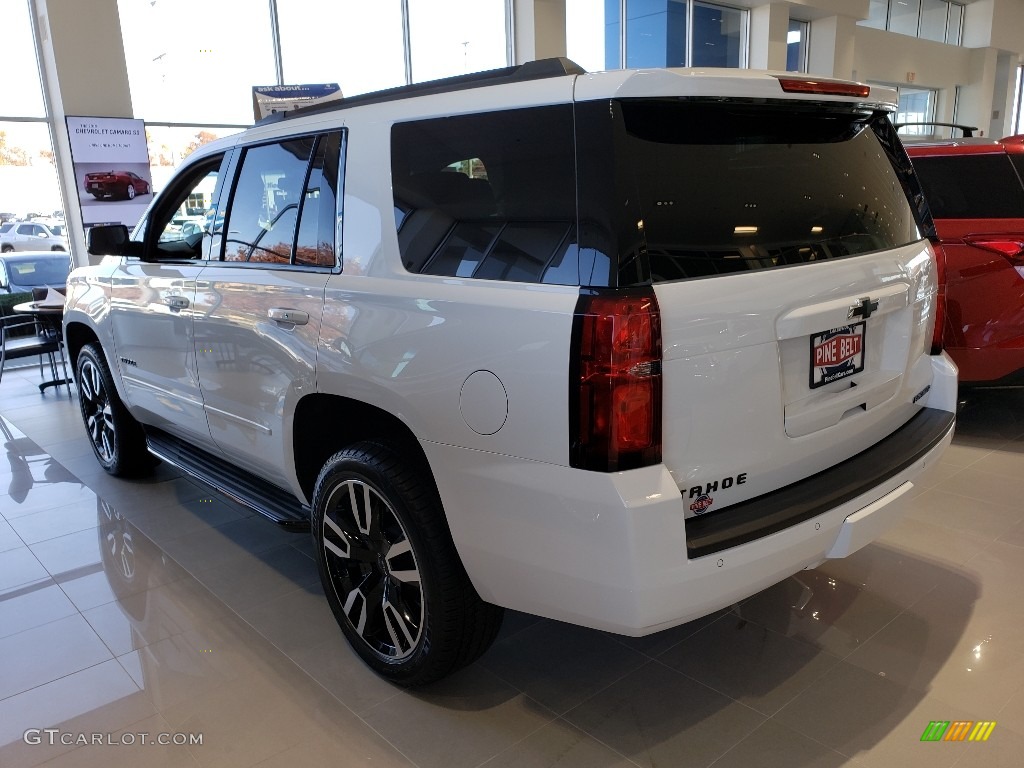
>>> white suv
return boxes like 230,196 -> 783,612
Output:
64,59 -> 957,685
0,220 -> 68,252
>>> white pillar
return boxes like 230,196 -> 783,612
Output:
808,14 -> 857,79
750,3 -> 790,71
514,0 -> 568,64
30,0 -> 133,266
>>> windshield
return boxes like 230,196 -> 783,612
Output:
6,257 -> 71,288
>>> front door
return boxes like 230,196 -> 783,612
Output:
108,154 -> 229,452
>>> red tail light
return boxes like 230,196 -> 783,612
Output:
965,237 -> 1024,264
930,239 -> 946,355
775,77 -> 870,98
570,289 -> 662,472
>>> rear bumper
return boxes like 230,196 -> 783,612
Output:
426,355 -> 957,635
947,343 -> 1024,384
685,406 -> 954,557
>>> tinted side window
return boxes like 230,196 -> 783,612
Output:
913,153 -> 1024,219
223,137 -> 315,264
294,132 -> 340,267
391,105 -> 578,284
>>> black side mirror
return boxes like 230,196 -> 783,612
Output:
87,225 -> 142,258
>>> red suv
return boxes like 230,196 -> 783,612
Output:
906,135 -> 1024,384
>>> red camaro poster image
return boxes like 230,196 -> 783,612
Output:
83,169 -> 151,200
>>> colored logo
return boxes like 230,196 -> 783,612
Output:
689,494 -> 713,514
920,721 -> 996,742
814,331 -> 862,368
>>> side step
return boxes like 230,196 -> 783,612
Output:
146,429 -> 310,531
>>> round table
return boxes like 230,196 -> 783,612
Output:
12,301 -> 71,393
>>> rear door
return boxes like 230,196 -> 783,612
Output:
192,131 -> 341,489
576,99 -> 939,516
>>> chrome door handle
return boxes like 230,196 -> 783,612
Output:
167,296 -> 190,309
268,308 -> 309,325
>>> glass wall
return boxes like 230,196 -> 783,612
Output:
277,1 -> 406,95
408,0 -> 507,83
787,19 -> 808,73
113,0 -> 511,200
117,0 -> 276,126
857,0 -> 964,44
691,3 -> 744,68
567,0 -> 609,72
893,87 -> 938,135
603,0 -> 747,70
0,0 -> 60,220
888,0 -> 922,37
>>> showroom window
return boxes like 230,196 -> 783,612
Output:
891,86 -> 939,136
117,0 -> 277,126
1012,67 -> 1024,136
407,0 -> 508,83
118,0 -> 511,179
858,0 -> 964,44
787,19 -> 808,73
0,0 -> 62,220
276,0 -> 406,96
599,0 -> 748,71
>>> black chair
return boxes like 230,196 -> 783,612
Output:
0,312 -> 71,394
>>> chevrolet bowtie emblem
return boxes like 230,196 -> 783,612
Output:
848,297 -> 879,320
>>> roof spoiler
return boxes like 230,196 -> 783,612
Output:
894,121 -> 978,138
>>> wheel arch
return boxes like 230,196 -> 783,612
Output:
64,319 -> 100,373
291,393 -> 433,504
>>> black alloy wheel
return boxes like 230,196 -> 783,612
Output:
321,475 -> 425,661
75,343 -> 152,476
312,441 -> 503,685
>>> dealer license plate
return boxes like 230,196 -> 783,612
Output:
809,322 -> 865,389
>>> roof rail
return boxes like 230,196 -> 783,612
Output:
257,58 -> 587,126
894,121 -> 979,138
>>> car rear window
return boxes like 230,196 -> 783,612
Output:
911,153 -> 1024,219
575,100 -> 923,285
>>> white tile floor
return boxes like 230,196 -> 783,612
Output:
2,364 -> 1024,767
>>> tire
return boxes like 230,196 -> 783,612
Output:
90,192 -> 103,199
76,343 -> 153,476
126,184 -> 135,200
0,245 -> 12,252
311,441 -> 503,686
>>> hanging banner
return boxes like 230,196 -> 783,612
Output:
66,116 -> 154,230
252,84 -> 343,121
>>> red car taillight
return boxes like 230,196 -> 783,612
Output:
929,238 -> 946,355
570,288 -> 662,472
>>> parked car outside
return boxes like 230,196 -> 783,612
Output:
64,61 -> 956,685
906,135 -> 1024,384
0,251 -> 72,294
84,170 -> 151,200
0,221 -> 68,252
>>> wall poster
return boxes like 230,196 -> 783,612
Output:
66,116 -> 153,230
